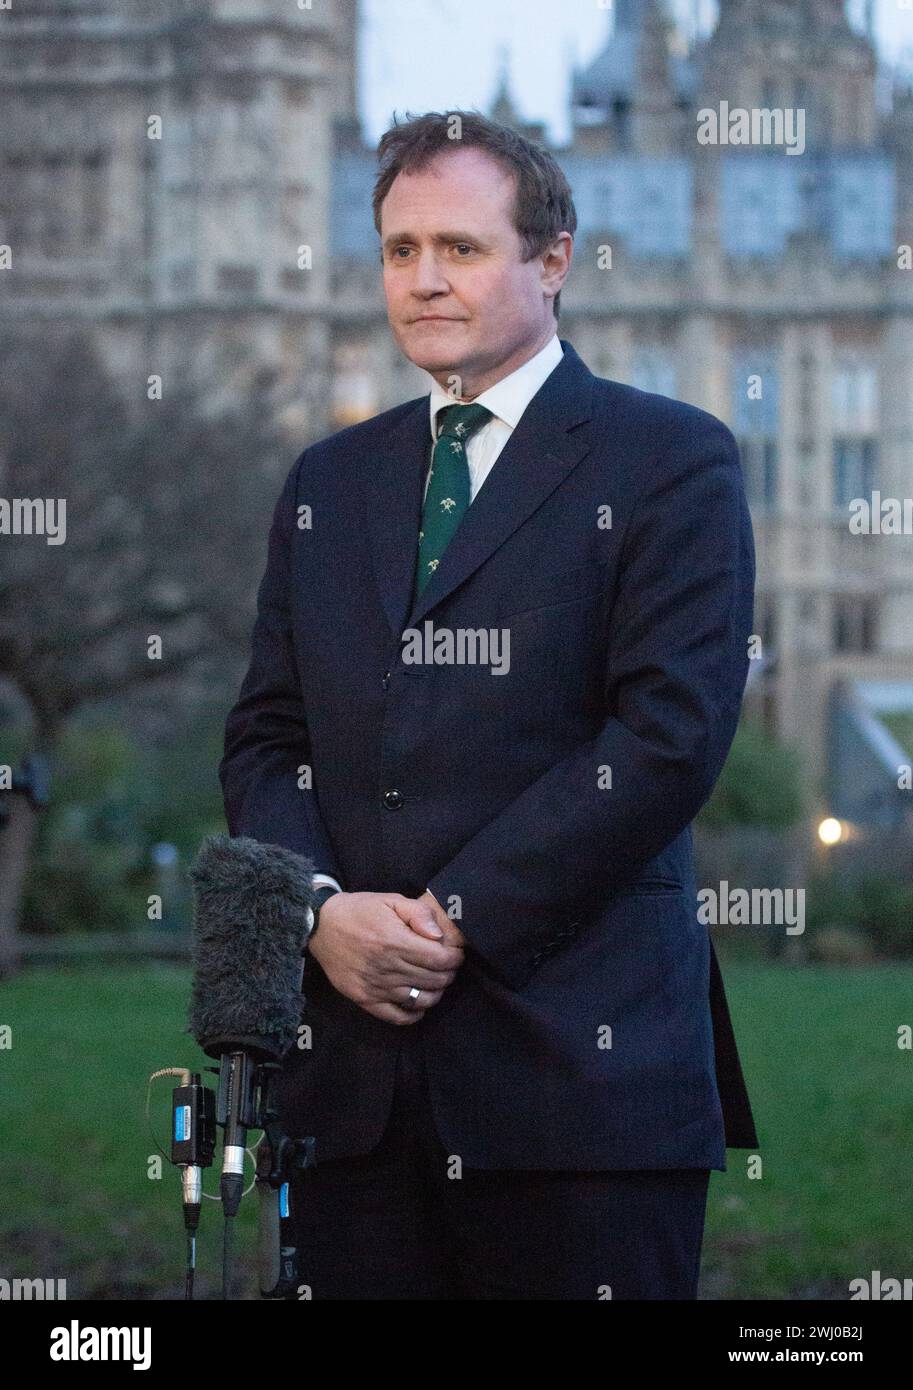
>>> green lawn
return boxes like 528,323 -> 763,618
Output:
0,959 -> 910,1299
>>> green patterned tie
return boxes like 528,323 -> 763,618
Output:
414,402 -> 493,598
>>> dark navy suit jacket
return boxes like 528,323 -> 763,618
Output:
219,338 -> 759,1170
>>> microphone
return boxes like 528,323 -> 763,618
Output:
188,834 -> 315,1218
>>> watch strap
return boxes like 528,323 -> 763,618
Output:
309,884 -> 339,940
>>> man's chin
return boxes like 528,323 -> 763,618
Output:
395,323 -> 473,372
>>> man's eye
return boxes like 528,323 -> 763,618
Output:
454,244 -> 473,255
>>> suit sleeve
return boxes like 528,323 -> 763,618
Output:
426,416 -> 755,991
218,452 -> 344,882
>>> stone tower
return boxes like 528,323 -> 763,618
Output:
0,0 -> 359,433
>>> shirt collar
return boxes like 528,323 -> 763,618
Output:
428,332 -> 563,441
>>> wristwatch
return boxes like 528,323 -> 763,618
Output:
306,884 -> 339,941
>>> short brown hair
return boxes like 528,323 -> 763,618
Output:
372,109 -> 577,320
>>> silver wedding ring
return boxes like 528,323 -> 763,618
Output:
408,986 -> 422,1003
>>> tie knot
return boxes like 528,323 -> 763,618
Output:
436,402 -> 493,442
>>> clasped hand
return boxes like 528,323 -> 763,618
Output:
305,889 -> 466,1025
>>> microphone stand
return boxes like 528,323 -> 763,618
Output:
212,1053 -> 316,1299
254,1062 -> 316,1300
214,1050 -> 259,1300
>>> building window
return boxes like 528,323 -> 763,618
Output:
831,355 -> 878,507
281,269 -> 308,295
732,349 -> 779,509
798,594 -> 820,653
833,438 -> 877,507
612,98 -> 631,145
1,149 -> 109,256
217,264 -> 259,296
83,151 -> 108,244
832,356 -> 878,433
833,596 -> 877,653
738,437 -> 778,509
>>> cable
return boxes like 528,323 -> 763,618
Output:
185,1232 -> 195,1301
222,1215 -> 235,1301
145,1067 -> 189,1164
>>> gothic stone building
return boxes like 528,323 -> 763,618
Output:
2,0 -> 912,823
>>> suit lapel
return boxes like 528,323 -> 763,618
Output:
363,338 -> 597,640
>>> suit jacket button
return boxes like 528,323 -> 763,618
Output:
383,789 -> 404,810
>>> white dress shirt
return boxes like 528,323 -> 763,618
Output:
314,332 -> 564,902
425,331 -> 564,503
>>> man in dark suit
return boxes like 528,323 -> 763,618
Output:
219,110 -> 758,1300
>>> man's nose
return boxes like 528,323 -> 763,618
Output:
411,250 -> 450,296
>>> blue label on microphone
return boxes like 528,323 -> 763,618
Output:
280,1182 -> 289,1218
174,1105 -> 191,1141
